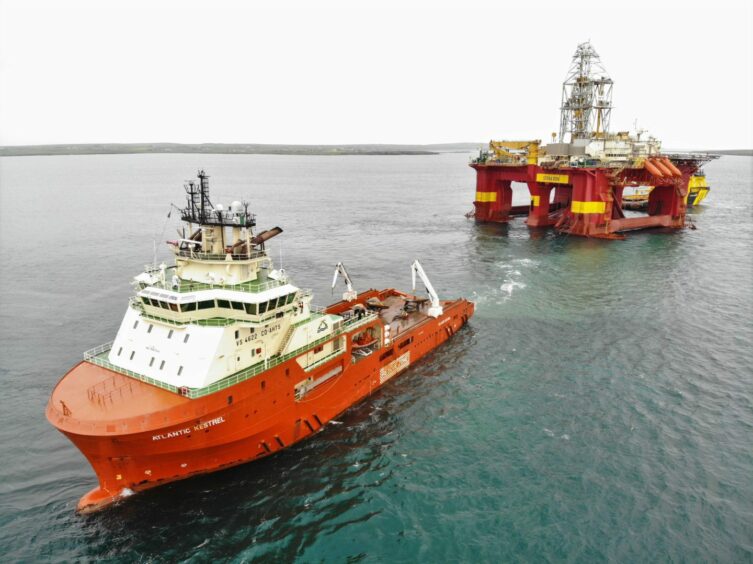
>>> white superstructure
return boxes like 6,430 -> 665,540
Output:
105,170 -> 344,390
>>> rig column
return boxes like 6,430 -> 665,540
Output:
473,168 -> 513,223
525,178 -> 553,228
559,169 -> 616,238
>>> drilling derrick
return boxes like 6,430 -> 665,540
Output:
559,42 -> 613,142
469,41 -> 716,239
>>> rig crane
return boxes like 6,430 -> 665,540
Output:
411,260 -> 443,318
332,262 -> 357,302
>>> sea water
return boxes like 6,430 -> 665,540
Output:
0,153 -> 751,561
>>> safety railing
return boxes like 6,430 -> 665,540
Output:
83,341 -> 115,360
145,276 -> 287,295
82,311 -> 379,399
175,249 -> 267,261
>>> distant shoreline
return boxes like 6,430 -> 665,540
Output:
0,142 -> 484,157
704,149 -> 753,157
0,143 -> 749,158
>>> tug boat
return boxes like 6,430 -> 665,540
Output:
46,171 -> 474,513
686,172 -> 711,206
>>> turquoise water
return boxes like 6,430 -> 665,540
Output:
0,153 -> 751,561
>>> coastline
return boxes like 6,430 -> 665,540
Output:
0,142 -> 481,157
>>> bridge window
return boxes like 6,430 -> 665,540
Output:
182,302 -> 197,312
244,303 -> 257,315
231,301 -> 245,311
259,301 -> 268,314
287,293 -> 296,304
197,300 -> 214,310
217,299 -> 230,309
268,297 -> 278,310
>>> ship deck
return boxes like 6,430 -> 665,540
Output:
374,294 -> 433,336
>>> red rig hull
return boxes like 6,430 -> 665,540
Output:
470,159 -> 703,239
47,289 -> 474,513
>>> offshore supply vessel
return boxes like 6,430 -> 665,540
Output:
47,171 -> 474,513
470,42 -> 716,239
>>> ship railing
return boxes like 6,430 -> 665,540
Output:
82,311 -> 380,399
175,249 -> 267,261
146,277 -> 286,294
84,341 -> 115,360
83,349 -> 184,396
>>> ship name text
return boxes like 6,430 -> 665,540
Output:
152,416 -> 226,441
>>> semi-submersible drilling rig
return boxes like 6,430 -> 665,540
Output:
470,41 -> 715,239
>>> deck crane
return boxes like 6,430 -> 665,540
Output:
411,260 -> 443,318
332,262 -> 357,302
488,140 -> 540,164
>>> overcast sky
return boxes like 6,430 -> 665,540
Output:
1,0 -> 751,149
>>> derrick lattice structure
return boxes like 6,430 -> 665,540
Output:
559,42 -> 613,142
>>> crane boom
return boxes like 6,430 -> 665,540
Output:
332,262 -> 357,302
411,260 -> 443,318
488,140 -> 540,164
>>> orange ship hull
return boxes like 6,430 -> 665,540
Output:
47,289 -> 474,512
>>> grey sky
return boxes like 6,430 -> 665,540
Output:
1,0 -> 751,149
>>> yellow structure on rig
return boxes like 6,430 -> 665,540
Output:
488,140 -> 540,165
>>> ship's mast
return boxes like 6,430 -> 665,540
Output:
180,170 -> 260,257
558,42 -> 613,143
